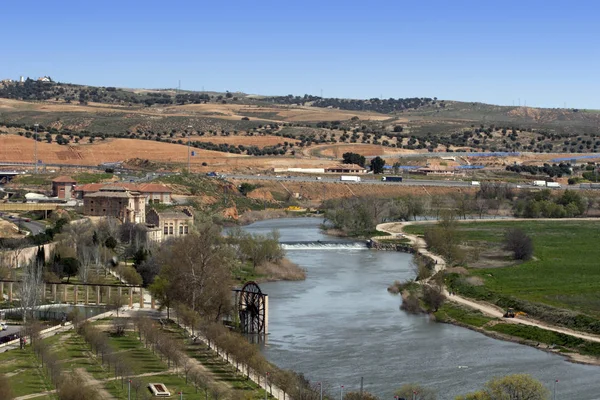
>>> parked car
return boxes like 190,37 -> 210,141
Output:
0,322 -> 8,331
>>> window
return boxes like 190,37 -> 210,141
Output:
91,200 -> 94,204
184,225 -> 188,234
90,208 -> 94,212
169,225 -> 173,235
164,225 -> 168,234
179,225 -> 183,235
154,199 -> 160,204
103,209 -> 106,212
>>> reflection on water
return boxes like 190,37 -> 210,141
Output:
242,218 -> 599,399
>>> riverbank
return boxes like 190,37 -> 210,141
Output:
434,302 -> 600,366
233,257 -> 306,284
236,209 -> 322,226
378,219 -> 600,366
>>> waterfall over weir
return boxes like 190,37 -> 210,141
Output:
280,241 -> 368,250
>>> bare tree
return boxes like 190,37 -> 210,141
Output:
182,357 -> 194,383
57,373 -> 102,400
154,225 -> 234,320
110,294 -> 128,317
422,284 -> 446,312
18,260 -> 44,322
130,377 -> 144,400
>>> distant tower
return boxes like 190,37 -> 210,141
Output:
19,76 -> 24,83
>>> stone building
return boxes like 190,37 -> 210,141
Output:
51,176 -> 76,199
74,183 -> 172,204
83,186 -> 146,223
145,208 -> 194,242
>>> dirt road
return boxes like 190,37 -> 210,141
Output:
376,219 -> 600,344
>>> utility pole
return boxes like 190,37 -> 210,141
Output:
34,123 -> 39,174
128,379 -> 131,400
340,385 -> 344,400
187,125 -> 193,172
318,382 -> 323,400
553,379 -> 558,400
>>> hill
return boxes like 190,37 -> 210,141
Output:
1,79 -> 600,158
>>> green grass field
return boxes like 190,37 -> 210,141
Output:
0,347 -> 55,398
72,172 -> 114,184
0,322 -> 270,400
407,220 -> 600,316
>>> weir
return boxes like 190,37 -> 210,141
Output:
280,241 -> 367,250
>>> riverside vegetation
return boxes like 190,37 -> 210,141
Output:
401,218 -> 600,360
322,186 -> 600,240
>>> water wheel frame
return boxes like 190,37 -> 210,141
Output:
238,281 -> 266,334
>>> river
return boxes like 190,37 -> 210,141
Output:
241,217 -> 599,399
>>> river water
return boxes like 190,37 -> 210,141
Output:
242,218 -> 599,399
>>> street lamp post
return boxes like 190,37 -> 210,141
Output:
128,379 -> 131,400
187,125 -> 193,172
34,123 -> 39,174
318,382 -> 323,400
553,379 -> 558,400
340,385 -> 344,400
265,372 -> 270,400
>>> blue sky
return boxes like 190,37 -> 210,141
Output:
2,0 -> 599,108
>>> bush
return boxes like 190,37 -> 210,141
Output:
504,229 -> 533,260
395,383 -> 436,400
239,182 -> 258,196
400,293 -> 422,314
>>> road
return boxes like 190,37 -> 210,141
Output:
21,220 -> 46,235
0,325 -> 21,342
226,173 -> 476,187
1,216 -> 46,235
223,173 -> 570,190
0,160 -> 587,190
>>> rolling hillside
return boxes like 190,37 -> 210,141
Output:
1,79 -> 600,159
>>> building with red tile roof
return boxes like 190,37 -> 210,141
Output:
74,182 -> 172,204
51,176 -> 76,199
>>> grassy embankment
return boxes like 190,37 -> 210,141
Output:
12,172 -> 114,186
156,173 -> 283,215
404,220 -> 600,357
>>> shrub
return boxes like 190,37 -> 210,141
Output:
503,229 -> 533,260
400,293 -> 422,314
